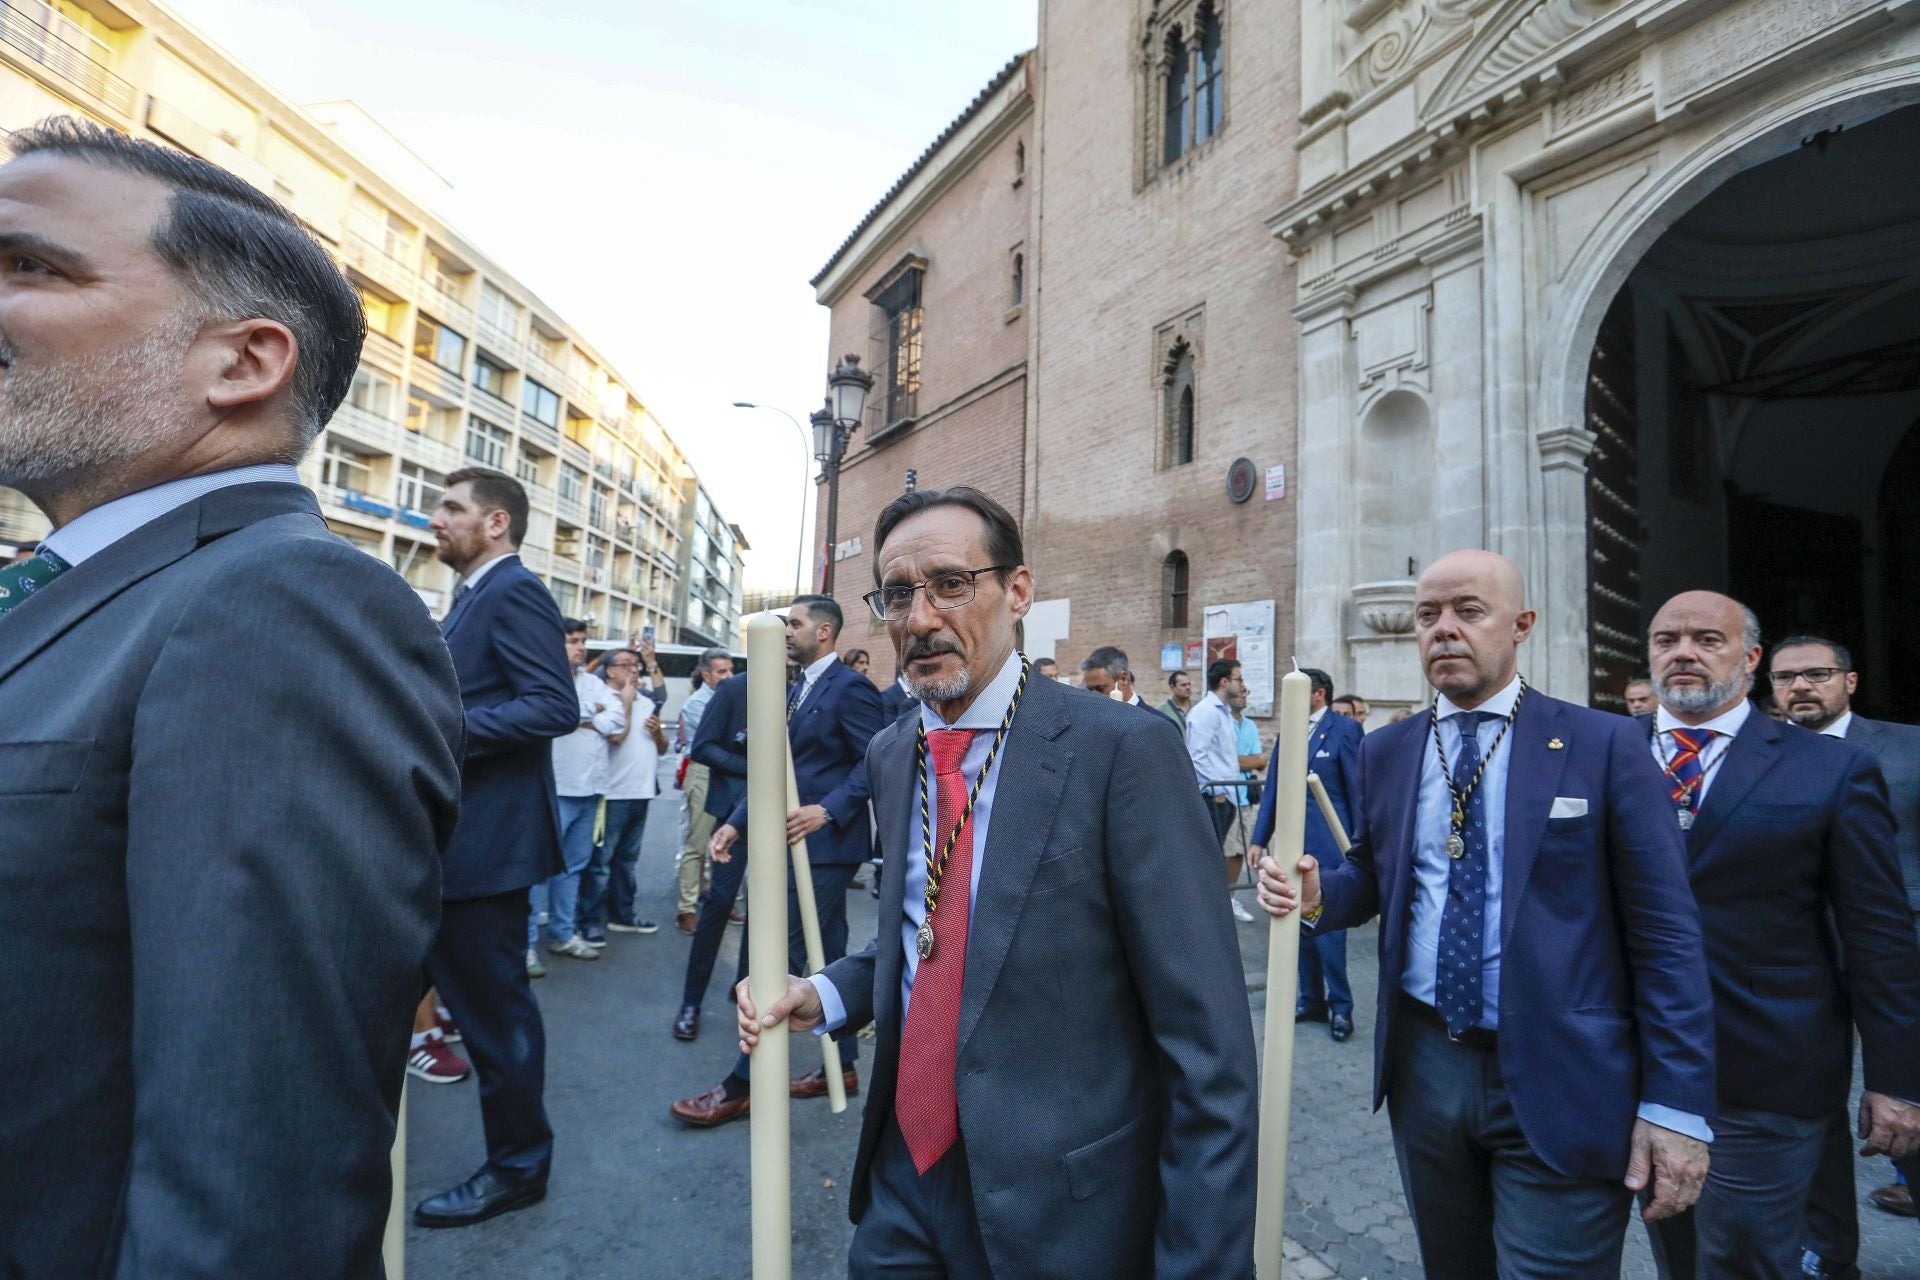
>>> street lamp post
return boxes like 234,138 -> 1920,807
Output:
730,401 -> 813,595
815,354 -> 874,596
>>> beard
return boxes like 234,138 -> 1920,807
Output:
0,315 -> 199,491
1656,666 -> 1751,716
900,635 -> 971,703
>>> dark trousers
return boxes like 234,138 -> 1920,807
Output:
1298,927 -> 1354,1018
1388,998 -> 1632,1279
1207,795 -> 1238,848
578,797 -> 652,930
1645,1104 -> 1827,1280
1806,1089 -> 1920,1274
847,1114 -> 993,1279
426,891 -> 552,1185
680,849 -> 859,1070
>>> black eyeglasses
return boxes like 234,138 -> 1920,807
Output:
862,566 -> 1015,622
1766,667 -> 1846,687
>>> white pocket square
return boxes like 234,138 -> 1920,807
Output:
1314,749 -> 1331,758
1550,797 -> 1589,819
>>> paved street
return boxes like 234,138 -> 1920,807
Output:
407,794 -> 1920,1278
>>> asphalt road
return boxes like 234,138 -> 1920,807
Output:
404,790 -> 1920,1278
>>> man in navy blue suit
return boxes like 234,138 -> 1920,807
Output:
1251,666 -> 1362,1041
1258,550 -> 1716,1278
415,468 -> 579,1228
670,594 -> 887,1124
1637,594 -> 1920,1279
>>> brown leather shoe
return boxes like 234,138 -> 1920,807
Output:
790,1067 -> 859,1100
1869,1182 -> 1916,1217
677,911 -> 697,934
670,1081 -> 750,1128
672,1004 -> 699,1042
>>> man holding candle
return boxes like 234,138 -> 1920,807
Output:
1256,549 -> 1717,1279
738,486 -> 1258,1280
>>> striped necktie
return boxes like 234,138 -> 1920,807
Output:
1666,728 -> 1719,813
0,549 -> 70,620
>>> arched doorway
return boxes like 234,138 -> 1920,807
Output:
1581,104 -> 1920,719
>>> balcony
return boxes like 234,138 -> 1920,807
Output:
0,487 -> 48,546
526,349 -> 567,389
556,494 -> 587,527
0,0 -> 136,116
317,484 -> 395,524
561,437 -> 590,469
518,544 -> 552,574
361,330 -> 406,375
477,317 -> 522,358
519,415 -> 559,452
587,566 -> 609,588
327,404 -> 400,455
341,231 -> 416,297
415,361 -> 466,407
524,479 -> 556,512
400,429 -> 462,473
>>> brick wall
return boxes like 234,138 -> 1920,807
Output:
1026,0 -> 1303,718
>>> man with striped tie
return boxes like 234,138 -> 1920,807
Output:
1640,591 -> 1920,1278
736,486 -> 1258,1279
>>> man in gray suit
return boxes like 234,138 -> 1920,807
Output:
738,486 -> 1258,1279
1781,635 -> 1920,1274
0,120 -> 463,1275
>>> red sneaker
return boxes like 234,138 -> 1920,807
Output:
434,1007 -> 462,1045
407,1036 -> 472,1085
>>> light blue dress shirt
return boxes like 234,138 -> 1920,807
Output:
1399,674 -> 1710,1143
811,648 -> 1024,1033
41,463 -> 302,566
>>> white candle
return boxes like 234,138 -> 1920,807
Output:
1254,668 -> 1311,1279
786,753 -> 848,1113
746,613 -> 792,1280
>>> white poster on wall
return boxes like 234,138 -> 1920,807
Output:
1202,599 -> 1277,717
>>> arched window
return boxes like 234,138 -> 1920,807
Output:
1163,551 -> 1190,628
1194,4 -> 1224,144
1163,26 -> 1189,167
1011,252 -> 1024,307
1162,338 -> 1197,468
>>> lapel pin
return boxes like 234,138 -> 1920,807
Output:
1547,737 -> 1565,750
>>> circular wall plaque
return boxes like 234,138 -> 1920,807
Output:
1226,457 -> 1257,504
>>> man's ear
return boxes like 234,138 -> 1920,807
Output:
201,318 -> 299,415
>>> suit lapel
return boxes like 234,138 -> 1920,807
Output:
442,553 -> 520,637
0,482 -> 315,686
956,678 -> 1071,1060
1499,693 -> 1571,955
1379,713 -> 1428,928
870,715 -> 914,1029
1685,712 -> 1782,857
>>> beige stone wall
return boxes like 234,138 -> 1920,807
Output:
1026,0 -> 1303,709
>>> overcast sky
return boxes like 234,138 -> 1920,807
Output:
166,0 -> 1037,592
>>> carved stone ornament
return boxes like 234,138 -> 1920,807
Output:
1424,0 -> 1619,119
1352,580 -> 1419,634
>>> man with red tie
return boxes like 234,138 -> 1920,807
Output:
737,486 -> 1258,1279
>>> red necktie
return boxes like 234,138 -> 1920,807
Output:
896,728 -> 978,1174
1667,728 -> 1719,812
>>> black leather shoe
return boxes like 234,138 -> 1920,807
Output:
414,1169 -> 546,1228
673,1004 -> 700,1042
1330,1014 -> 1354,1042
1295,1006 -> 1330,1024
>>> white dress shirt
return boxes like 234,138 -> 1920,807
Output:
1650,698 -> 1750,805
811,649 -> 1025,1032
1186,690 -> 1240,791
551,669 -> 625,797
41,463 -> 302,566
1820,710 -> 1855,739
792,649 -> 839,712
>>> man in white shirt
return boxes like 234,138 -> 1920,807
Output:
534,618 -> 626,961
673,647 -> 736,933
1187,659 -> 1247,850
576,645 -> 670,942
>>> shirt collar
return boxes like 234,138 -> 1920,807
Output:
1655,697 -> 1752,739
1434,673 -> 1524,722
1819,710 -> 1854,739
920,649 -> 1025,733
459,550 -> 516,592
1198,689 -> 1231,716
40,463 -> 301,566
801,649 -> 838,685
1308,707 -> 1326,728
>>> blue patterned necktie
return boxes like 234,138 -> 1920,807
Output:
1435,710 -> 1492,1036
787,676 -> 805,717
0,548 -> 70,620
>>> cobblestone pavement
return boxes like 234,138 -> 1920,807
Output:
1230,884 -> 1920,1278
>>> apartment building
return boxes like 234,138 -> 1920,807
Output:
0,0 -> 738,641
674,482 -> 747,648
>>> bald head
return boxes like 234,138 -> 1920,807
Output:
1414,549 -> 1536,709
1648,590 -> 1762,722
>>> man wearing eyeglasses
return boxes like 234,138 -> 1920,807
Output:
734,486 -> 1257,1279
1639,596 -> 1920,1279
1775,637 -> 1920,1275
